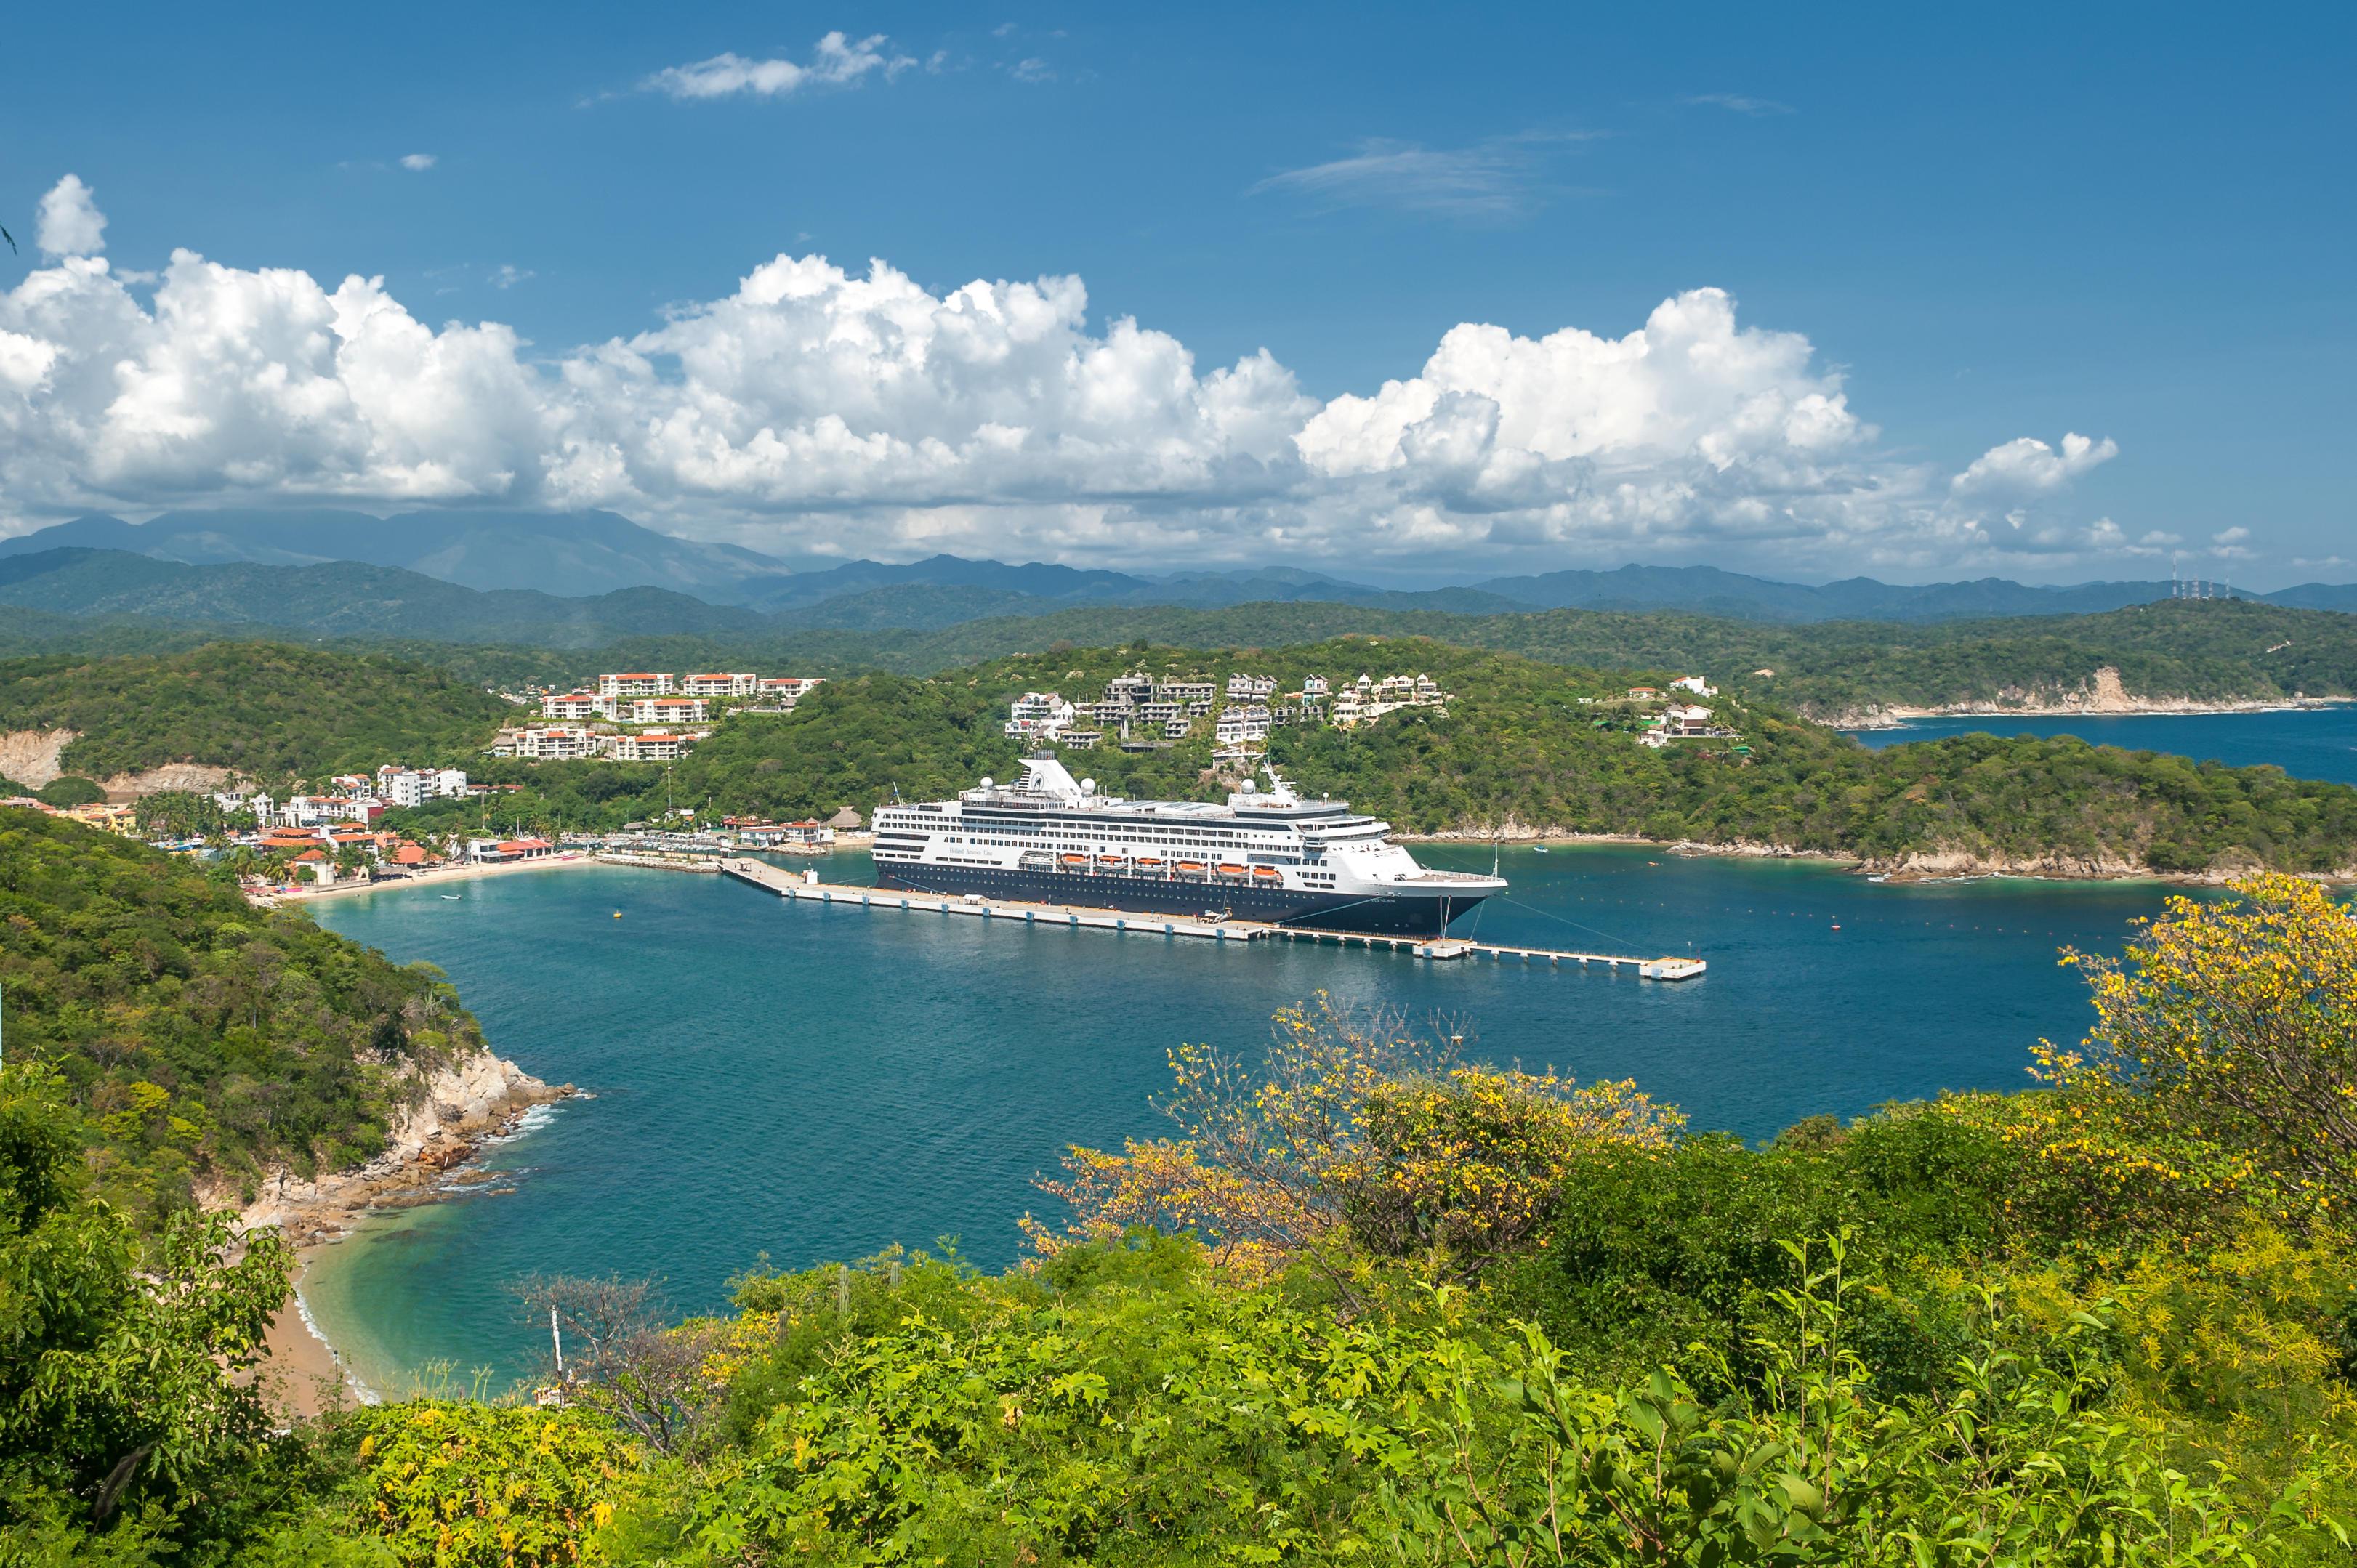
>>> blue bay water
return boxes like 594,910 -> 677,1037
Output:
305,845 -> 2192,1394
1845,703 -> 2357,784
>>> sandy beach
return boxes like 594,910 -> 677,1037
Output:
278,850 -> 605,904
259,1262 -> 363,1421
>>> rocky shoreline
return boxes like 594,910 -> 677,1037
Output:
223,1048 -> 572,1248
1405,825 -> 2353,886
1820,668 -> 2352,730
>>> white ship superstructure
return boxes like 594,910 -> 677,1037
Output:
871,756 -> 1502,936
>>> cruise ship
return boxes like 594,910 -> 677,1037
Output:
870,756 -> 1504,937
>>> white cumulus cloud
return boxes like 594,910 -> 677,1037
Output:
399,153 -> 437,171
644,33 -> 913,100
36,175 -> 107,258
1951,430 -> 2118,496
0,196 -> 2138,573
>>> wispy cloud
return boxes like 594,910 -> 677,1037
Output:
1683,93 -> 1794,116
489,264 -> 533,290
398,153 -> 437,172
1249,132 -> 1596,219
1010,57 -> 1055,83
642,32 -> 914,100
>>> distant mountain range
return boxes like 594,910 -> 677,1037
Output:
0,509 -> 798,604
1,509 -> 2352,635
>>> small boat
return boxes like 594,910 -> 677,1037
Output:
440,894 -> 462,901
1830,922 -> 1842,931
1060,854 -> 1089,865
1135,857 -> 1163,868
1532,845 -> 1550,854
1216,863 -> 1248,876
1096,854 -> 1126,865
1251,867 -> 1281,880
1176,860 -> 1205,872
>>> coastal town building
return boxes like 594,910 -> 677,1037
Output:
681,673 -> 761,697
609,732 -> 691,761
598,672 -> 675,698
1006,691 -> 1078,740
757,676 -> 824,706
496,726 -> 602,760
1672,675 -> 1719,697
626,696 -> 709,726
541,691 -> 607,721
375,765 -> 468,808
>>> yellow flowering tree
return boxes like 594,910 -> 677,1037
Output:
1028,994 -> 1682,1285
2035,873 -> 2357,1213
344,1402 -> 639,1568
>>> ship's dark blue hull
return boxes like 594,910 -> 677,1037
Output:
874,862 -> 1483,937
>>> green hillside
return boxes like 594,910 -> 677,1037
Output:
0,810 -> 489,1221
0,643 -> 511,783
414,638 -> 2357,875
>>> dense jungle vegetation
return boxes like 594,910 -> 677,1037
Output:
0,644 -> 511,783
7,591 -> 2353,724
357,596 -> 2357,721
416,639 -> 2357,874
5,870 -> 2356,1563
0,810 -> 487,1224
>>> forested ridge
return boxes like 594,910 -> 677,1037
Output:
6,873 -> 2357,1563
0,644 -> 511,783
0,810 -> 487,1223
376,596 -> 2357,720
4,585 -> 2353,722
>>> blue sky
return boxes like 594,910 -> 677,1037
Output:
2,2 -> 2348,586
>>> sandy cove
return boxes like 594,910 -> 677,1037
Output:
273,849 -> 603,905
225,1048 -> 573,1418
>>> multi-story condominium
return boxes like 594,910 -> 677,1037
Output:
757,676 -> 824,705
1006,692 -> 1077,739
597,672 -> 675,698
1161,717 -> 1193,739
1214,708 -> 1273,745
1103,673 -> 1154,704
682,673 -> 761,698
541,691 -> 605,721
610,732 -> 692,761
1225,673 -> 1278,699
1059,729 -> 1102,750
1158,681 -> 1216,706
626,697 -> 709,725
496,727 -> 602,760
1302,675 -> 1331,698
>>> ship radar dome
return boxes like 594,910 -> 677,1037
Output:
1080,777 -> 1096,794
978,775 -> 994,789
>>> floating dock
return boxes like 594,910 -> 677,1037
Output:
718,860 -> 1705,980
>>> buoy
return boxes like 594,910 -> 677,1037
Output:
613,911 -> 623,918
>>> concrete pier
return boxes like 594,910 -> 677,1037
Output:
718,859 -> 1706,980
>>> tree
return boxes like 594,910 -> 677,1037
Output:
1027,995 -> 1682,1288
513,1276 -> 720,1455
2036,873 -> 2357,1211
0,1064 -> 295,1552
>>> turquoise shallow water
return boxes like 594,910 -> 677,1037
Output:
305,845 -> 2194,1394
1846,704 -> 2357,784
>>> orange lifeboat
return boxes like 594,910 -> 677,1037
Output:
1216,863 -> 1248,877
1251,866 -> 1281,881
1135,857 -> 1163,868
1060,853 -> 1088,866
1175,860 -> 1206,873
